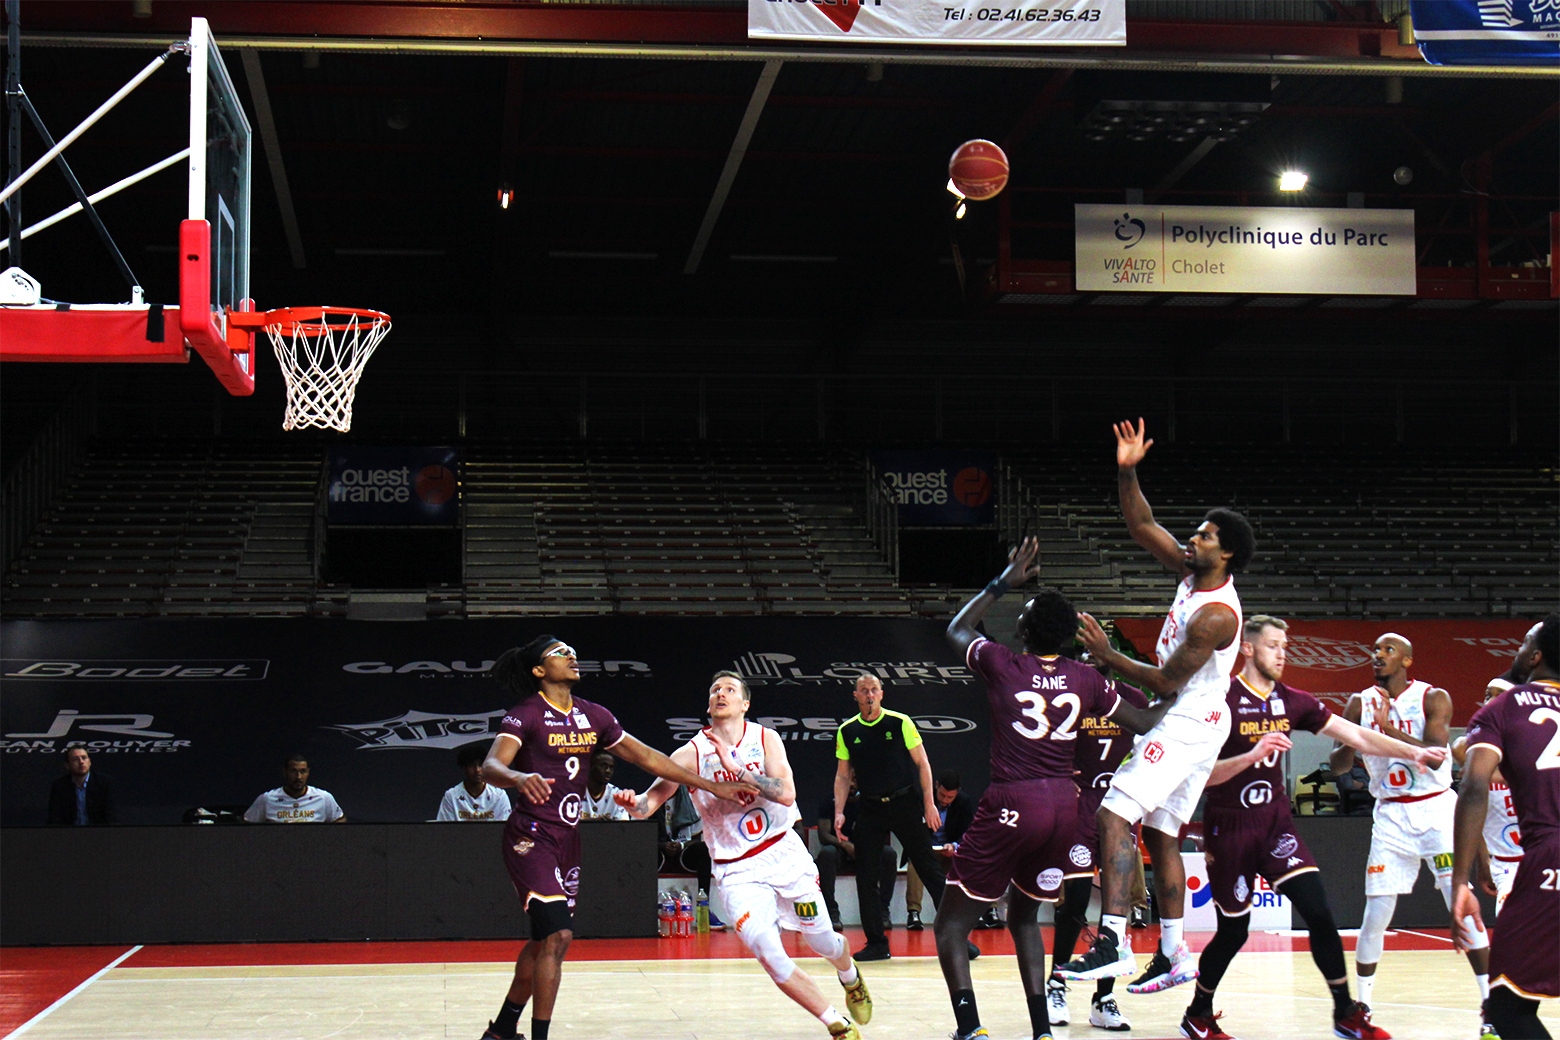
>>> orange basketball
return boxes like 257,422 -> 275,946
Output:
949,139 -> 1009,201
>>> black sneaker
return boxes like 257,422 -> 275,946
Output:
967,939 -> 982,961
977,906 -> 1003,929
480,1023 -> 522,1040
1054,930 -> 1136,981
855,942 -> 892,962
1127,942 -> 1198,994
906,909 -> 924,931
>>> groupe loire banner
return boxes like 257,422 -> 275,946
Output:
748,0 -> 1124,46
327,446 -> 460,525
1075,204 -> 1417,296
1115,617 -> 1536,726
1410,0 -> 1560,67
872,450 -> 996,526
0,618 -> 992,826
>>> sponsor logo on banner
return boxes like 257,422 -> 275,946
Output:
748,0 -> 1125,45
1075,204 -> 1417,296
1282,635 -> 1373,671
666,713 -> 978,742
729,650 -> 973,686
1184,852 -> 1289,929
330,709 -> 509,749
870,450 -> 997,527
1,709 -> 191,753
1410,0 -> 1560,66
327,446 -> 461,525
340,658 -> 651,678
3,659 -> 267,680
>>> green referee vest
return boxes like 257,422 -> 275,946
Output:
835,708 -> 923,798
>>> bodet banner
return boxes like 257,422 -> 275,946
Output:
0,618 -> 991,826
1115,617 -> 1535,726
1075,204 -> 1417,296
748,0 -> 1124,46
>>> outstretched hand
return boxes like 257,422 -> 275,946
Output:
613,788 -> 647,818
1414,745 -> 1449,774
999,536 -> 1041,589
711,779 -> 761,805
1114,418 -> 1153,469
1077,611 -> 1112,657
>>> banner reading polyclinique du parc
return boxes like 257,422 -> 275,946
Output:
749,0 -> 1123,45
1075,204 -> 1417,296
0,617 -> 993,826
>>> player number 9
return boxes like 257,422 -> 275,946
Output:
565,756 -> 581,780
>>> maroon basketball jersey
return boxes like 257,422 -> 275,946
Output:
1204,676 -> 1331,813
1075,680 -> 1149,792
499,693 -> 625,829
1466,680 -> 1560,853
967,638 -> 1120,785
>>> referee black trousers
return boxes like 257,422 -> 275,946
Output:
853,791 -> 945,947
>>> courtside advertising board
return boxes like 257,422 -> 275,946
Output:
1075,204 -> 1417,296
748,0 -> 1124,45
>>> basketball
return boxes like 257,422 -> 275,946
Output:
952,466 -> 992,507
415,464 -> 457,505
948,139 -> 1009,201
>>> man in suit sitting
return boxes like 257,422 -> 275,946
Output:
906,770 -> 976,930
47,747 -> 116,825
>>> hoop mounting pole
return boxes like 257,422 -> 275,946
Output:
6,0 -> 21,266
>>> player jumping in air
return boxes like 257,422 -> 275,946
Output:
617,671 -> 874,1040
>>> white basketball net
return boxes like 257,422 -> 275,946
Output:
263,308 -> 391,432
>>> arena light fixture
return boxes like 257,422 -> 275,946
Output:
1279,170 -> 1308,192
498,186 -> 514,209
946,177 -> 966,201
955,202 -> 967,220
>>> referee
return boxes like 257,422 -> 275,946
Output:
835,674 -> 975,962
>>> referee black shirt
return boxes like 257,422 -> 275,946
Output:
835,708 -> 923,799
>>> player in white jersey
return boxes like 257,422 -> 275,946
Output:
1453,676 -> 1523,916
1058,418 -> 1256,999
1330,633 -> 1492,1021
617,671 -> 872,1040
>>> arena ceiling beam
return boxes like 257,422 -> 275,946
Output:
16,2 -> 1558,79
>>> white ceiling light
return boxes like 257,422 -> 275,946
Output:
1279,171 -> 1308,192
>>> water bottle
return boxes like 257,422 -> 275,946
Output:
657,890 -> 673,939
696,888 -> 710,935
677,889 -> 694,937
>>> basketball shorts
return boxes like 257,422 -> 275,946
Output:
1104,703 -> 1231,836
1491,856 -> 1521,917
1365,792 -> 1454,896
501,816 -> 581,911
948,777 -> 1076,903
716,830 -> 833,937
1063,787 -> 1109,879
1489,843 -> 1560,999
1204,806 -> 1319,915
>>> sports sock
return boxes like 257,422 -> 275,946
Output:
1160,916 -> 1184,955
1328,981 -> 1353,1017
816,1005 -> 848,1028
1026,990 -> 1051,1037
1096,978 -> 1115,997
951,988 -> 981,1035
1476,973 -> 1490,1001
1187,983 -> 1215,1017
838,963 -> 859,986
531,1019 -> 550,1040
1357,974 -> 1375,1006
1100,914 -> 1127,946
493,998 -> 525,1036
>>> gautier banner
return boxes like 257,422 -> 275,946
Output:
1115,617 -> 1534,726
1075,204 -> 1417,296
747,0 -> 1124,46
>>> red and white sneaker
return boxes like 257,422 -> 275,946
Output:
1333,1001 -> 1391,1039
1179,1010 -> 1234,1040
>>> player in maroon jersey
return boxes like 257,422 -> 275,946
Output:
940,538 -> 1176,1040
477,634 -> 758,1040
1455,613 -> 1560,1039
1177,616 -> 1443,1040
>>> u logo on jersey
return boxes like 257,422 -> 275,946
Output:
739,807 -> 770,842
1386,764 -> 1411,789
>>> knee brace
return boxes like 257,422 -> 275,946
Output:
803,925 -> 847,963
1355,894 -> 1396,964
742,924 -> 797,984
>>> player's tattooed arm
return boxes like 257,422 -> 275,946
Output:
1451,744 -> 1499,951
1328,694 -> 1364,775
1206,731 -> 1293,787
1077,601 -> 1235,696
946,536 -> 1040,657
1113,419 -> 1186,574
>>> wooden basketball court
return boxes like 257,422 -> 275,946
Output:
5,927 -> 1552,1039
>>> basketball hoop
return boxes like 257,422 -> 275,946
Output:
233,306 -> 391,432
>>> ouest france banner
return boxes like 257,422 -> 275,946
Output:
748,0 -> 1124,46
1075,204 -> 1417,296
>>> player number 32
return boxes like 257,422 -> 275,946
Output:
1011,690 -> 1081,742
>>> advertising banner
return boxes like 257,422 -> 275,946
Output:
327,446 -> 460,525
0,618 -> 992,826
748,0 -> 1124,46
1410,0 -> 1560,67
1115,617 -> 1535,725
872,450 -> 997,526
1182,852 -> 1291,931
1075,204 -> 1417,296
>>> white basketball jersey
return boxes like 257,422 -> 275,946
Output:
1154,574 -> 1242,714
1484,779 -> 1524,860
1360,681 -> 1453,800
689,722 -> 799,862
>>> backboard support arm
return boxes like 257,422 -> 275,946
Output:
6,0 -> 21,267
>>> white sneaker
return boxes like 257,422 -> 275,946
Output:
1090,993 -> 1132,1032
1046,978 -> 1069,1026
1126,941 -> 1199,994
